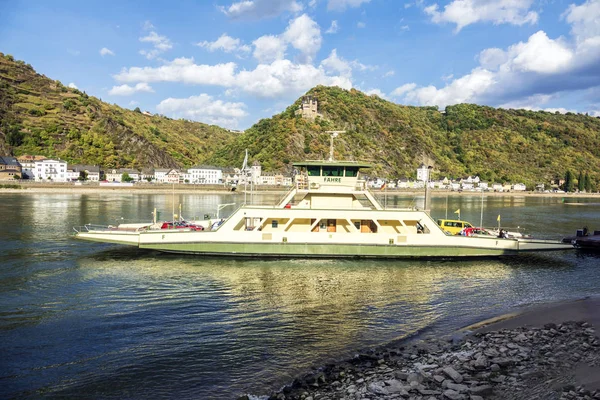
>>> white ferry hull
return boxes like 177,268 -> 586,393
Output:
73,158 -> 574,258
75,225 -> 573,258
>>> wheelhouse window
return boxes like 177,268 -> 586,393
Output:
307,166 -> 321,176
322,166 -> 343,176
345,167 -> 358,177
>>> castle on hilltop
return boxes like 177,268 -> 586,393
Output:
295,95 -> 322,120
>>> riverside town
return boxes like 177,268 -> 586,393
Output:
0,155 -> 594,193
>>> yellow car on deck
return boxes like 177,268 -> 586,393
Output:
437,219 -> 474,235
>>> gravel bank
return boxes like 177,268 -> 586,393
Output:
248,297 -> 600,400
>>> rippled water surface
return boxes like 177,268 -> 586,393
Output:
1,192 -> 599,399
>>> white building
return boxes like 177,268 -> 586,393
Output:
105,169 -> 122,182
34,159 -> 67,182
165,169 -> 180,184
251,162 -> 261,185
513,183 -> 527,191
154,169 -> 170,183
17,155 -> 46,179
141,168 -> 154,182
416,164 -> 430,182
71,165 -> 100,181
66,167 -> 80,181
187,165 -> 223,184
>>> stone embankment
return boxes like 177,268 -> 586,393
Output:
255,320 -> 600,400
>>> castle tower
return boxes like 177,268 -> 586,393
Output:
295,95 -> 321,119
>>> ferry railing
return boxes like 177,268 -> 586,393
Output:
72,224 -> 144,233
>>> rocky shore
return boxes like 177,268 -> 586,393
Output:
249,298 -> 600,400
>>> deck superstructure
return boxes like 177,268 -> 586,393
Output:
74,158 -> 574,257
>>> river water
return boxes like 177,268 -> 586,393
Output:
1,192 -> 599,399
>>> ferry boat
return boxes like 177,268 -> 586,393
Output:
73,159 -> 574,258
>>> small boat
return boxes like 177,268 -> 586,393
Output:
563,228 -> 600,251
73,156 -> 574,258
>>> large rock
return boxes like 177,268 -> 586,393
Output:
443,366 -> 464,383
469,385 -> 494,396
446,382 -> 468,392
443,389 -> 465,399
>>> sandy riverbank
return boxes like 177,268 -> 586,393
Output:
253,297 -> 600,400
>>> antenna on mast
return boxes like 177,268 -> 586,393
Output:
325,131 -> 345,161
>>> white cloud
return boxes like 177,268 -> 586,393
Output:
108,83 -> 154,96
282,14 -> 322,64
321,49 -> 352,77
114,57 -> 238,86
350,59 -> 377,71
320,49 -> 376,79
477,47 -> 507,70
383,70 -> 395,77
325,20 -> 339,34
364,88 -> 389,100
357,21 -> 366,28
142,20 -> 155,31
253,35 -> 287,63
425,0 -> 538,32
100,47 -> 115,57
564,0 -> 600,43
113,56 -> 352,99
328,0 -> 371,11
509,31 -> 572,74
139,30 -> 173,59
197,34 -> 251,54
235,59 -> 352,97
498,93 -> 555,109
128,100 -> 139,106
68,82 -> 78,89
394,10 -> 600,110
400,25 -> 410,31
391,83 -> 417,97
220,0 -> 303,19
156,94 -> 247,128
250,14 -> 322,64
405,68 -> 496,106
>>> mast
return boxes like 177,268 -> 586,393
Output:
424,166 -> 432,211
325,131 -> 345,161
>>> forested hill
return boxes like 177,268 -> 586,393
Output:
0,53 -> 236,169
212,85 -> 600,187
2,51 -> 599,187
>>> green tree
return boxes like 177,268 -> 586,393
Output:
585,173 -> 592,192
78,171 -> 88,181
134,107 -> 141,113
121,173 -> 134,182
6,127 -> 24,146
578,171 -> 585,192
564,170 -> 574,192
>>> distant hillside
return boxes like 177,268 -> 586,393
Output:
2,52 -> 599,187
212,86 -> 600,187
0,52 -> 236,169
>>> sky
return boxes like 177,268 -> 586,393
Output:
1,0 -> 600,129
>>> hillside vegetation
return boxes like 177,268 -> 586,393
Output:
0,53 -> 236,168
2,52 -> 599,188
212,86 -> 600,187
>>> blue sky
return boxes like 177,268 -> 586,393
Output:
1,0 -> 599,129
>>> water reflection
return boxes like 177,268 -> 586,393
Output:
1,193 -> 599,399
